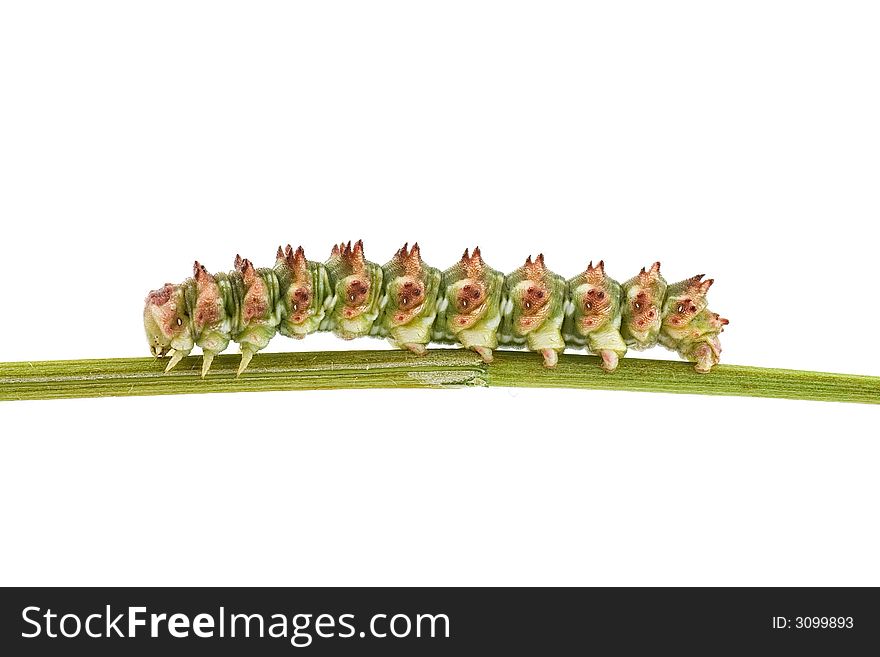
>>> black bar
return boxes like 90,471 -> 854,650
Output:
1,587 -> 877,654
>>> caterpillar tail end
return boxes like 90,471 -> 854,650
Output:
692,341 -> 721,374
541,349 -> 559,368
164,349 -> 185,374
237,347 -> 256,377
201,351 -> 217,378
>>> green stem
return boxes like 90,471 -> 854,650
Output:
1,350 -> 878,404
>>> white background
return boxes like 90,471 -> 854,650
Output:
1,1 -> 878,586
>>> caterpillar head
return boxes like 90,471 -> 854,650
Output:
570,260 -> 616,335
448,247 -> 489,330
334,240 -> 371,319
385,243 -> 427,326
662,275 -> 713,329
143,282 -> 191,357
509,254 -> 552,335
278,245 -> 314,324
621,262 -> 666,346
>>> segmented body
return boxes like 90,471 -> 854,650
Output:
144,242 -> 728,376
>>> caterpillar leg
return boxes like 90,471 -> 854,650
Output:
164,349 -> 187,373
237,346 -> 256,377
472,346 -> 494,363
541,348 -> 558,368
599,349 -> 619,373
201,350 -> 218,378
403,342 -> 428,356
692,341 -> 721,374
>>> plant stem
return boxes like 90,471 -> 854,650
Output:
1,350 -> 878,404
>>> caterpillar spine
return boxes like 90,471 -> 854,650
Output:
143,241 -> 729,377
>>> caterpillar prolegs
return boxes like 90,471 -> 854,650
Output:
143,242 -> 729,377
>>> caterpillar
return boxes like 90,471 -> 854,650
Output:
144,242 -> 729,377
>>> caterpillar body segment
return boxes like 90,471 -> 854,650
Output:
274,245 -> 332,341
144,244 -> 728,376
432,248 -> 504,363
562,260 -> 627,373
659,274 -> 728,374
620,261 -> 667,350
499,255 -> 567,368
324,240 -> 384,340
377,243 -> 442,356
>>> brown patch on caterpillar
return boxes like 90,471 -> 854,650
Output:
243,277 -> 268,321
189,261 -> 220,329
145,284 -> 185,340
344,278 -> 369,310
235,255 -> 267,321
146,283 -> 175,307
281,245 -> 313,322
631,290 -> 658,329
394,278 -> 424,323
456,281 -> 485,313
666,299 -> 697,326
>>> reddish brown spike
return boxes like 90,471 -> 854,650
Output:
585,260 -> 606,285
461,248 -> 470,261
523,254 -> 546,279
276,246 -> 284,261
699,278 -> 714,294
461,246 -> 484,279
341,239 -> 365,271
405,246 -> 422,276
290,245 -> 308,280
240,257 -> 256,284
411,243 -> 420,259
234,254 -> 244,271
638,262 -> 662,285
331,243 -> 340,257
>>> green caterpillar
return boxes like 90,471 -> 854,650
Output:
144,242 -> 728,376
